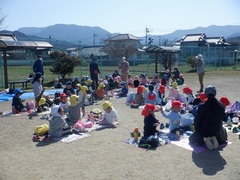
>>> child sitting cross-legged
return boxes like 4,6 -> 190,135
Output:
98,101 -> 119,125
141,103 -> 160,137
159,100 -> 187,135
12,88 -> 27,114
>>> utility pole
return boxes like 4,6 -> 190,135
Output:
93,33 -> 97,46
145,27 -> 149,46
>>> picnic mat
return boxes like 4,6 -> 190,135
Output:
85,122 -> 119,131
52,133 -> 90,143
124,130 -> 232,153
0,89 -> 63,102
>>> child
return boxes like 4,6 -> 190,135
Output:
133,76 -> 140,88
75,83 -> 82,96
171,67 -> 181,82
48,105 -> 72,138
59,93 -> 70,114
145,84 -> 157,105
118,81 -> 128,97
157,85 -> 166,105
159,100 -> 186,135
182,86 -> 195,111
96,83 -> 106,99
191,92 -> 207,117
135,85 -> 145,106
151,73 -> 160,86
72,76 -> 80,89
166,81 -> 180,102
113,76 -> 120,89
85,79 -> 95,104
66,94 -> 86,127
127,74 -> 133,87
163,68 -> 171,83
32,72 -> 46,111
12,88 -> 27,114
107,75 -> 114,97
63,81 -> 75,97
140,74 -> 149,87
98,101 -> 119,125
141,103 -> 160,137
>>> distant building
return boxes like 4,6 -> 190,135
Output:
173,33 -> 229,47
173,33 -> 238,65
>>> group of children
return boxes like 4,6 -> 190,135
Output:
10,70 -> 236,149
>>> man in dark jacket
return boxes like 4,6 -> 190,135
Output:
33,55 -> 44,83
189,86 -> 226,150
89,58 -> 100,90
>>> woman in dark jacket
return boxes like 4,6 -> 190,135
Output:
189,86 -> 226,150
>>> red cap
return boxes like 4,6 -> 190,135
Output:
141,104 -> 158,117
183,86 -> 193,94
220,96 -> 230,106
198,92 -> 207,102
60,93 -> 67,97
183,87 -> 189,94
171,100 -> 183,108
137,85 -> 143,93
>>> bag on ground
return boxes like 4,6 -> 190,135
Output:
34,124 -> 49,135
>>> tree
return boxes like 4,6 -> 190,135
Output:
158,53 -> 178,71
0,9 -> 7,30
49,51 -> 81,80
103,35 -> 143,59
186,56 -> 196,69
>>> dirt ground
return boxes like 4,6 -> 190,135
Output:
0,71 -> 240,180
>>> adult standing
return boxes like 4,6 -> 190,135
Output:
196,54 -> 205,93
89,58 -> 100,90
119,57 -> 129,82
189,86 -> 227,150
33,55 -> 44,83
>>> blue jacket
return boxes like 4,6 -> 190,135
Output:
33,59 -> 44,76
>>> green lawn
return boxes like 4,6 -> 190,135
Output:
0,63 -> 239,91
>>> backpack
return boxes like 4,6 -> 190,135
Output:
90,108 -> 102,118
34,124 -> 49,136
138,135 -> 159,149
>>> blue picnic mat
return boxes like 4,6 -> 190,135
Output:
0,89 -> 63,102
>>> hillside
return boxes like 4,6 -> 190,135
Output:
17,24 -> 240,46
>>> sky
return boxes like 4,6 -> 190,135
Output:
1,0 -> 240,36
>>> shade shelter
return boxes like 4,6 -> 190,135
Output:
143,46 -> 180,74
0,34 -> 52,89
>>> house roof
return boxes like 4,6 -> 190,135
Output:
205,37 -> 226,45
0,34 -> 52,50
81,46 -> 107,57
143,46 -> 180,53
107,34 -> 139,41
182,33 -> 206,42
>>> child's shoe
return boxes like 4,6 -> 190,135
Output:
42,135 -> 50,142
204,137 -> 213,150
160,123 -> 165,130
32,135 -> 40,142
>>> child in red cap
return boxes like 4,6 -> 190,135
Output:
135,85 -> 145,106
142,104 -> 160,137
160,100 -> 187,135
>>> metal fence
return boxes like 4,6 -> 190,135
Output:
1,45 -> 240,87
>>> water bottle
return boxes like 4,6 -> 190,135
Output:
133,127 -> 139,141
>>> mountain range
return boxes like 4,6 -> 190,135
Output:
2,24 -> 240,48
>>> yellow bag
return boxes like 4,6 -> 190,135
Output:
34,124 -> 49,135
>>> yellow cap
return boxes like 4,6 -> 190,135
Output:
171,82 -> 178,89
38,97 -> 46,106
85,79 -> 93,86
80,85 -> 88,93
97,83 -> 105,90
102,101 -> 113,111
70,95 -> 79,106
